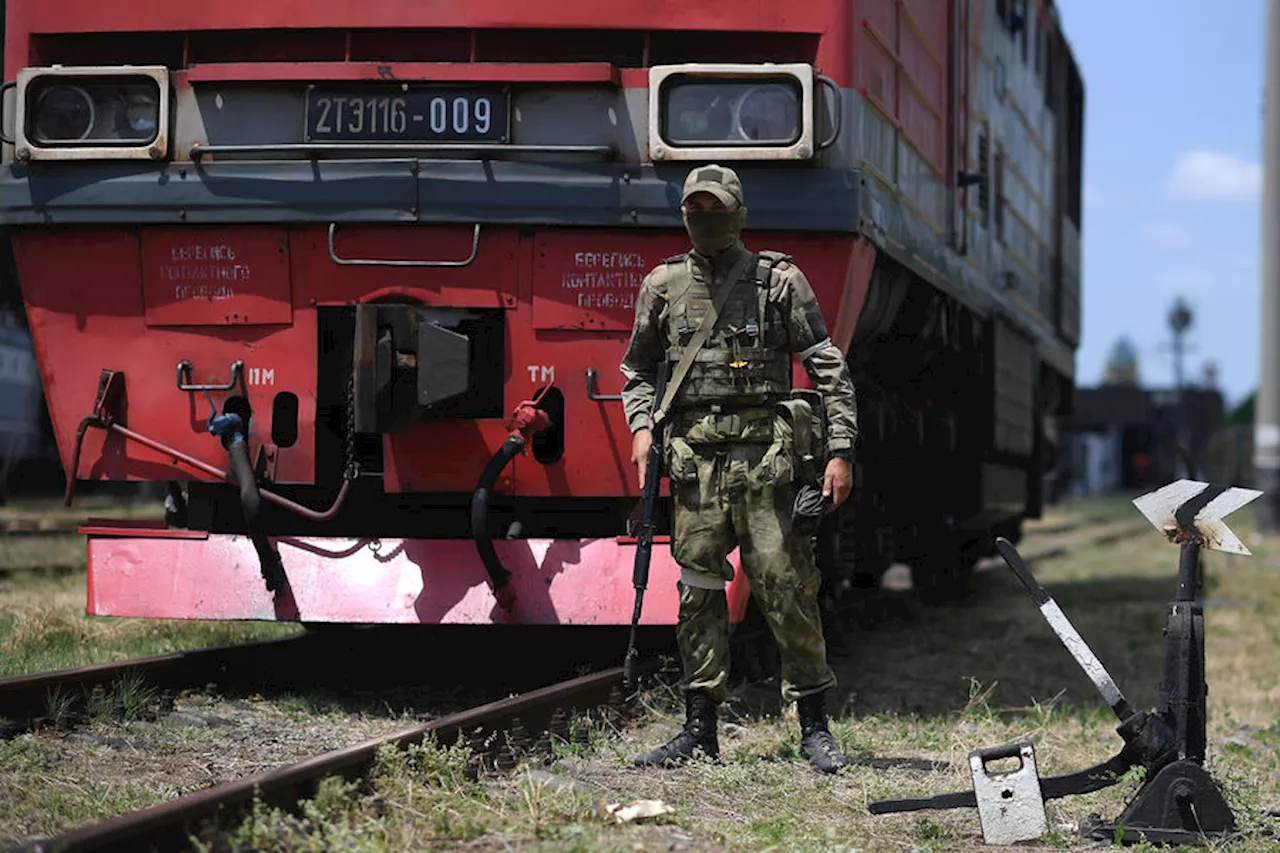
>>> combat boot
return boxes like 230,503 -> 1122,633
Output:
632,689 -> 719,767
797,689 -> 851,773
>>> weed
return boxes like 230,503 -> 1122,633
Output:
43,684 -> 77,729
960,678 -> 998,724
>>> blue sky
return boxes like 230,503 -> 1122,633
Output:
1061,0 -> 1266,409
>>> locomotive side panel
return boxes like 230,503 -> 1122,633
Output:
820,0 -> 1082,593
853,0 -> 955,236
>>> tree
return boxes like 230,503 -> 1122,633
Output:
1225,391 -> 1255,426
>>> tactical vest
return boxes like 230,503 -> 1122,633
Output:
661,249 -> 793,413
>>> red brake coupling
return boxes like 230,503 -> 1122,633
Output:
505,381 -> 554,443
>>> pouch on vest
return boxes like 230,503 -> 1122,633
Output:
789,388 -> 828,454
754,398 -> 812,489
753,441 -> 793,488
664,436 -> 699,486
776,396 -> 829,537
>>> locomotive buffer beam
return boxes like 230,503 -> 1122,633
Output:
870,480 -> 1265,846
353,303 -> 470,435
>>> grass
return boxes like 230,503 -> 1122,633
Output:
193,737 -> 695,853
191,494 -> 1280,852
0,573 -> 300,678
0,533 -> 89,576
0,496 -> 300,679
0,688 -> 419,848
0,492 -> 162,524
0,730 -> 164,844
5,492 -> 1280,851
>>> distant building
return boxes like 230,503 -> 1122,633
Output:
1064,384 -> 1223,496
1103,337 -> 1141,387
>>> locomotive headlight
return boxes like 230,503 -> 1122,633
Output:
663,80 -> 801,145
12,66 -> 170,161
31,85 -> 95,142
649,63 -> 835,161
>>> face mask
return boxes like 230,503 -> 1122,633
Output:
683,208 -> 746,254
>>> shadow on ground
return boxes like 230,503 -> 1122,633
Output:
721,555 -> 1210,728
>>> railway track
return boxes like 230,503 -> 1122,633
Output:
1010,518 -> 1151,563
0,524 -> 84,537
0,635 -> 316,737
0,623 -> 679,741
729,514 -> 1156,693
0,513 -> 1148,738
10,664 -> 647,853
0,516 -> 127,537
1023,511 -> 1128,537
0,509 -> 1149,851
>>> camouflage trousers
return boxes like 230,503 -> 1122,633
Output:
665,435 -> 836,705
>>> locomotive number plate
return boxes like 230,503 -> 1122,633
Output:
304,86 -> 509,143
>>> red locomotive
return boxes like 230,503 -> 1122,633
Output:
0,0 -> 1084,626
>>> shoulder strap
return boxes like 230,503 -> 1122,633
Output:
652,250 -> 758,426
655,254 -> 690,325
663,253 -> 696,310
755,257 -> 773,288
754,251 -> 792,286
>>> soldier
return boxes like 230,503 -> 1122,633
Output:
619,164 -> 858,773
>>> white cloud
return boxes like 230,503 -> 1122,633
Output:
1141,254 -> 1256,301
1166,149 -> 1261,200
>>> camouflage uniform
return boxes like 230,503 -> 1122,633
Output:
620,164 -> 857,773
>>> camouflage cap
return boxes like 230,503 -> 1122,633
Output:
682,164 -> 744,207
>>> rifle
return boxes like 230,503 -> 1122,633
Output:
623,361 -> 670,689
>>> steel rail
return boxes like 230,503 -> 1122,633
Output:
1023,510 -> 1131,537
0,635 -> 315,734
1012,520 -> 1151,564
12,664 -> 642,853
0,522 -> 110,538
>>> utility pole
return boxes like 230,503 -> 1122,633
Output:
1169,298 -> 1192,393
1257,0 -> 1280,533
1168,298 -> 1194,478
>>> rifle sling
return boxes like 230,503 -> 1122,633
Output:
652,250 -> 758,427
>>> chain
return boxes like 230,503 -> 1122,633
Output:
343,366 -> 359,482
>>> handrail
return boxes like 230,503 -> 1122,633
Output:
0,81 -> 15,145
189,142 -> 615,161
177,359 -> 244,393
585,368 -> 622,402
815,74 -> 843,151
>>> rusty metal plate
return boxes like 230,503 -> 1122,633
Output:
531,230 -> 689,331
140,227 -> 293,326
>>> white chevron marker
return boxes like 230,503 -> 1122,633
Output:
1132,479 -> 1263,556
